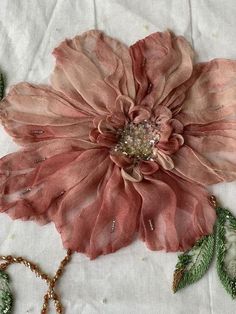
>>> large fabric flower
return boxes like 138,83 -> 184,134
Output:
1,30 -> 236,259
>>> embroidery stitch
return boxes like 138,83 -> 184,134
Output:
172,234 -> 215,293
216,207 -> 236,298
173,196 -> 236,299
0,72 -> 4,101
0,270 -> 13,314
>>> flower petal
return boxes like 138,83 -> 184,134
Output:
110,153 -> 133,168
0,139 -> 86,185
0,83 -> 94,146
134,170 -> 216,252
173,123 -> 236,185
49,157 -> 113,256
172,146 -> 224,185
173,59 -> 236,185
153,149 -> 174,170
52,30 -> 135,115
89,166 -> 141,259
51,164 -> 141,259
0,148 -> 108,223
177,59 -> 236,125
130,31 -> 193,108
138,160 -> 159,175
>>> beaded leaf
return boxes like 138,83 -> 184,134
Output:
0,72 -> 4,101
216,207 -> 236,298
0,270 -> 13,314
172,234 -> 215,293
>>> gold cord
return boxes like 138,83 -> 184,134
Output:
0,249 -> 73,313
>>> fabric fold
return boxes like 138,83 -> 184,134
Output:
130,31 -> 193,108
135,170 -> 216,251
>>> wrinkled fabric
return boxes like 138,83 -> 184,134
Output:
134,170 -> 216,252
1,30 -> 236,259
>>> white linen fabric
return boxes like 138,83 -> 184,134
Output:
1,0 -> 236,313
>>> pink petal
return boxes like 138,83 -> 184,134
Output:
173,123 -> 236,184
51,164 -> 141,259
0,148 -> 109,223
130,31 -> 193,108
110,154 -> 133,168
128,105 -> 151,123
134,170 -> 216,252
138,160 -> 159,175
89,166 -> 141,259
121,167 -> 143,182
96,132 -> 117,148
172,145 -> 230,185
173,59 -> 236,184
153,150 -> 174,170
52,30 -> 135,115
177,59 -> 236,125
0,139 -> 85,184
0,83 -> 94,146
49,158 -> 114,256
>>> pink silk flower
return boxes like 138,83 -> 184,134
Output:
1,30 -> 236,259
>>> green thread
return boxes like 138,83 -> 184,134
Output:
0,72 -> 4,101
0,270 -> 13,314
172,206 -> 236,298
173,234 -> 215,292
0,70 -> 11,313
216,207 -> 236,298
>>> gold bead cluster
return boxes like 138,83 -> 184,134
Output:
114,121 -> 160,160
209,195 -> 218,209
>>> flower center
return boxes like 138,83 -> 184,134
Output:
114,121 -> 160,160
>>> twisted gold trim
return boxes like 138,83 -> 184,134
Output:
0,249 -> 73,313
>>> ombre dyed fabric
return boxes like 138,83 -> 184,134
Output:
0,30 -> 236,259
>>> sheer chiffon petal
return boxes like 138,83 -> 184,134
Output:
173,124 -> 236,185
49,157 -> 113,256
130,31 -> 193,108
177,59 -> 236,125
0,148 -> 108,224
134,170 -> 216,252
52,30 -> 135,115
173,59 -> 236,185
0,139 -> 85,183
89,166 -> 141,259
172,146 -> 225,185
0,83 -> 94,145
51,165 -> 141,259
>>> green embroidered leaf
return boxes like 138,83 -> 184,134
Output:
0,72 -> 4,101
0,270 -> 13,314
172,234 -> 215,293
216,207 -> 236,298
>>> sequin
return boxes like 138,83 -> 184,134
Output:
114,121 -> 160,160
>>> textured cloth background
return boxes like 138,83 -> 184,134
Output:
1,1 -> 236,313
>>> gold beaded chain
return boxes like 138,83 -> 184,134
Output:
0,249 -> 73,313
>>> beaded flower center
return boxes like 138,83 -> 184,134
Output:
114,121 -> 160,160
